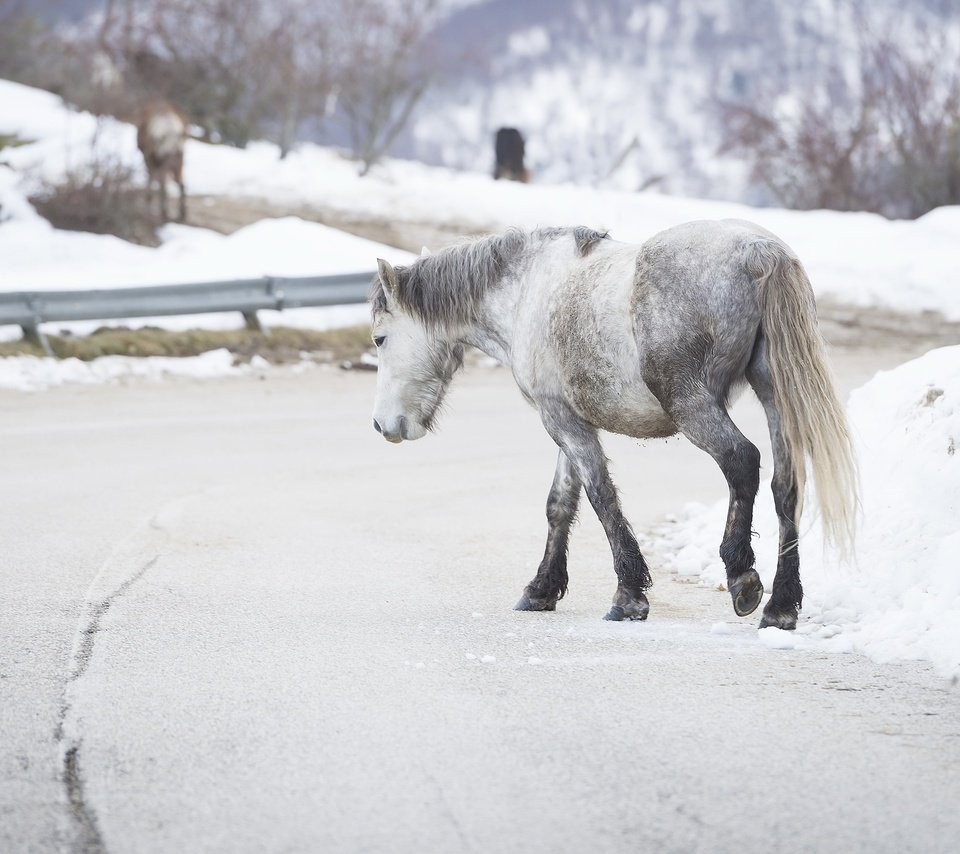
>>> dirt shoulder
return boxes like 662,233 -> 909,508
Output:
189,194 -> 492,257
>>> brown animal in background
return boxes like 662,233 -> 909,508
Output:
136,100 -> 188,222
494,127 -> 530,183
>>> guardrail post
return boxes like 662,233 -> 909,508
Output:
21,322 -> 53,357
241,310 -> 264,333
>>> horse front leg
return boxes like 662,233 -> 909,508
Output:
175,161 -> 187,223
540,408 -> 652,621
515,449 -> 581,612
159,176 -> 170,223
177,178 -> 187,223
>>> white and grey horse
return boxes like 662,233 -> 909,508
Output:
370,221 -> 857,629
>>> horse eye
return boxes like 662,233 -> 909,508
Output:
373,336 -> 386,347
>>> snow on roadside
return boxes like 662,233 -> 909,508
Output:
651,346 -> 960,678
0,216 -> 412,292
0,349 -> 261,392
0,206 -> 400,339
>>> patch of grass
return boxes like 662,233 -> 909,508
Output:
0,133 -> 34,152
0,324 -> 373,363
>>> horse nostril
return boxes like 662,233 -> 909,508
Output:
373,419 -> 382,434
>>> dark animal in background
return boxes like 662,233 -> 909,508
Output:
136,100 -> 188,223
494,127 -> 530,183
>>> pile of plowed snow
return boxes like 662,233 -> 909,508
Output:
652,346 -> 960,677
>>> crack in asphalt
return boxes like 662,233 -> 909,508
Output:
56,554 -> 160,854
63,745 -> 103,854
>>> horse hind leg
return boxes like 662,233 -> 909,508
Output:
516,449 -> 581,612
661,388 -> 764,617
157,175 -> 170,222
747,338 -> 802,629
174,154 -> 187,223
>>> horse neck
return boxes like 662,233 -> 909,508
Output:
456,273 -> 521,367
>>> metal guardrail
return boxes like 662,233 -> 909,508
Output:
0,271 -> 375,355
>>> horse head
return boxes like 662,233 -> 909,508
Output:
370,258 -> 463,443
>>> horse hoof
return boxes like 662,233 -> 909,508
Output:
603,598 -> 649,622
759,607 -> 798,631
514,593 -> 557,612
730,570 -> 764,617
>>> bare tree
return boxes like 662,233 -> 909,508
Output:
327,0 -> 443,175
869,31 -> 960,217
718,20 -> 960,218
0,0 -> 51,84
6,0 -> 444,170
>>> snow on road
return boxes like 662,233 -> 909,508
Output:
0,348 -> 262,392
1,361 -> 957,853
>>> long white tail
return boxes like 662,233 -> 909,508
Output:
746,239 -> 858,558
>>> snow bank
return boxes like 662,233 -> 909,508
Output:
0,349 -> 255,392
0,215 -> 412,291
652,347 -> 960,678
3,78 -> 960,321
0,204 -> 407,337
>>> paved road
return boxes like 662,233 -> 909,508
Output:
2,348 -> 957,853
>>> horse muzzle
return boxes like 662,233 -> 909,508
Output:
372,415 -> 426,443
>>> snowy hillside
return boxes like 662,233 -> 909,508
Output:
652,346 -> 960,678
403,0 -> 957,201
4,79 -> 959,323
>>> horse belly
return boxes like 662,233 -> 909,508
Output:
569,369 -> 677,439
552,311 -> 676,438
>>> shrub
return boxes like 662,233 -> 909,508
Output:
29,157 -> 161,246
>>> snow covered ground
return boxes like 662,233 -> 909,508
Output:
3,78 -> 960,322
651,346 -> 960,678
0,349 -> 304,393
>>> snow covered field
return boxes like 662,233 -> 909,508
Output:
3,78 -> 960,321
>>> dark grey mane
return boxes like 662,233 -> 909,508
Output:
370,226 -> 610,327
538,226 -> 610,257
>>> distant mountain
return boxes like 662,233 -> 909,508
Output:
21,0 -> 102,23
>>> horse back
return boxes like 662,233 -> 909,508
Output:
542,222 -> 767,437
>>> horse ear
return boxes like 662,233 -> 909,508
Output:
377,258 -> 399,298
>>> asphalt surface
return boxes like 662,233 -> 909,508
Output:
2,348 -> 958,853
